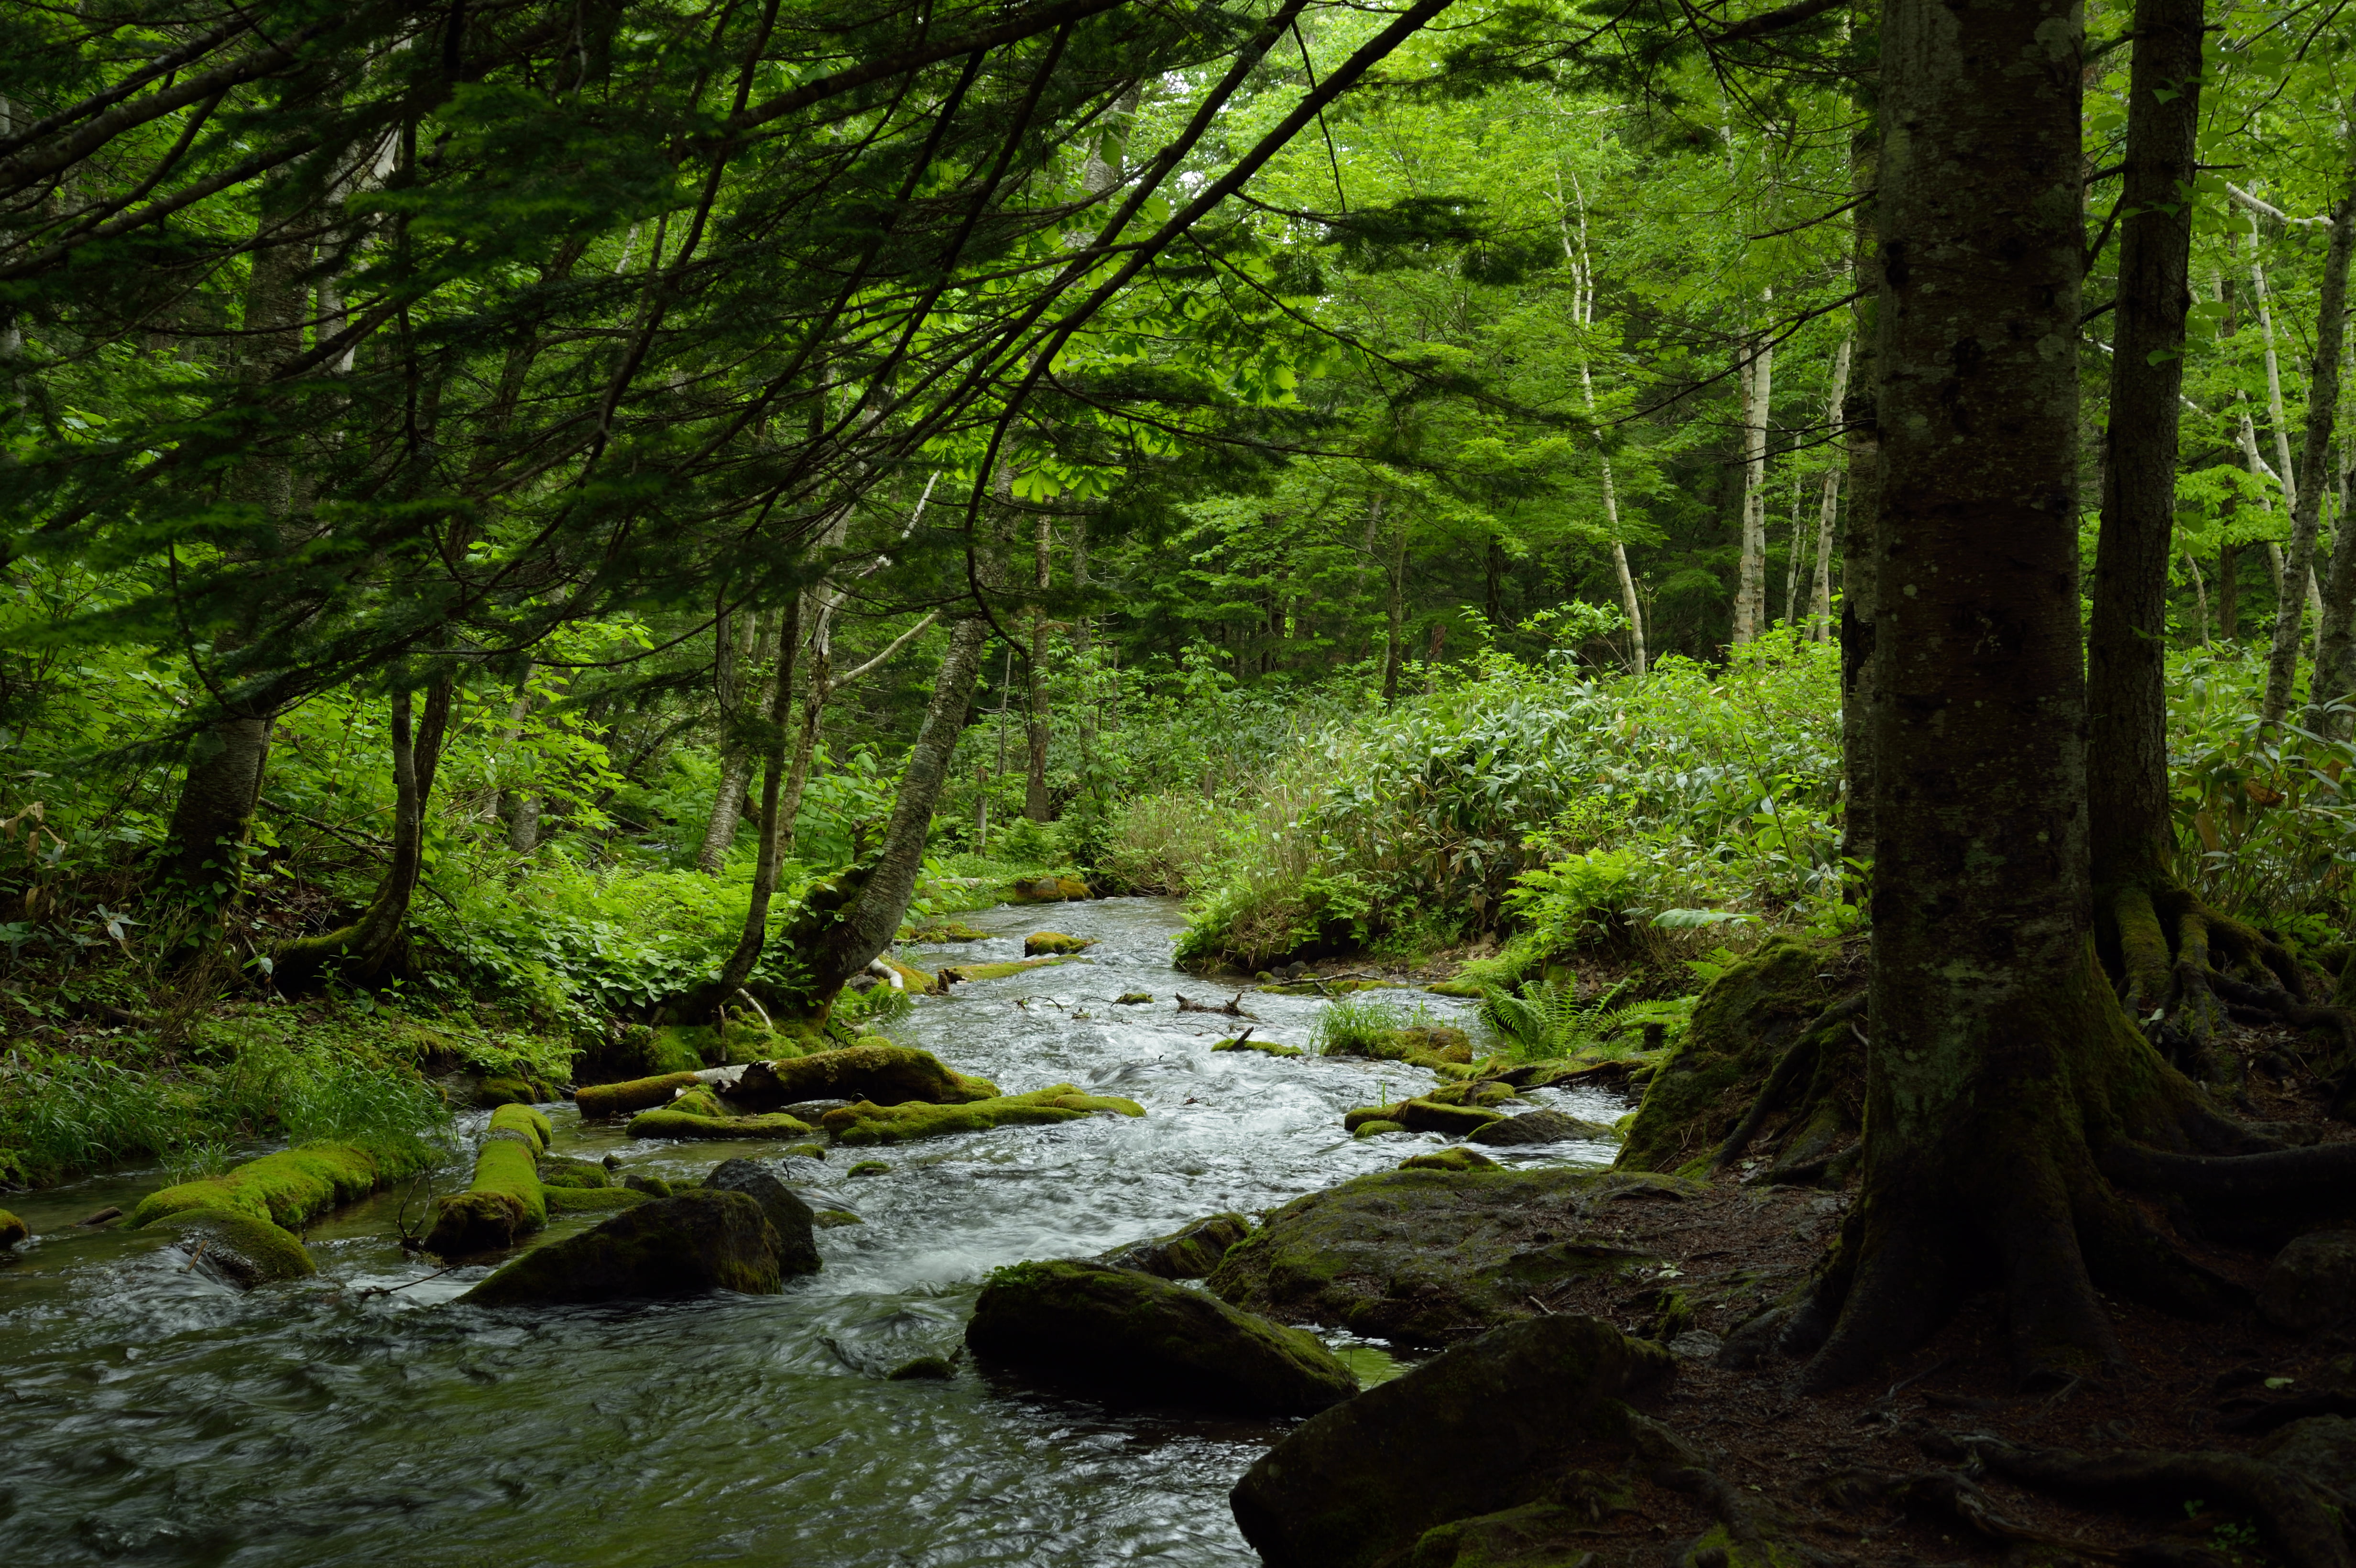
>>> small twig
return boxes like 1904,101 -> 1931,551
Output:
179,1240 -> 210,1272
353,1261 -> 468,1297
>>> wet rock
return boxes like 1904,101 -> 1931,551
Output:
1025,931 -> 1095,956
966,1259 -> 1358,1416
1408,1503 -> 1613,1568
908,920 -> 989,942
153,1209 -> 316,1287
1231,1314 -> 1673,1568
622,1172 -> 674,1196
476,1072 -> 553,1108
575,1070 -> 706,1121
1114,992 -> 1154,1005
2260,1231 -> 2356,1333
1103,1213 -> 1252,1279
1402,1148 -> 1498,1172
1352,1119 -> 1407,1138
538,1155 -> 611,1190
462,1190 -> 784,1306
819,1085 -> 1143,1145
734,1043 -> 998,1108
0,1209 -> 23,1249
1007,875 -> 1093,903
2256,1415 -> 2356,1501
784,1141 -> 829,1160
814,1209 -> 863,1228
702,1158 -> 819,1276
1209,1167 -> 1672,1342
888,1354 -> 959,1380
849,1160 -> 891,1176
1470,1110 -> 1624,1147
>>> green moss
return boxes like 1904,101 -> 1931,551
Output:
132,1141 -> 420,1230
575,1070 -> 705,1121
476,1073 -> 551,1108
887,1354 -> 958,1379
0,1209 -> 25,1249
821,1085 -> 1145,1145
545,1186 -> 649,1215
847,1160 -> 891,1176
151,1208 -> 316,1286
644,1025 -> 715,1075
422,1102 -> 553,1256
1024,931 -> 1095,956
1005,875 -> 1093,903
1353,1119 -> 1407,1138
537,1154 -> 610,1190
1401,1148 -> 1499,1172
625,1107 -> 816,1140
907,920 -> 989,942
489,1102 -> 553,1153
736,1043 -> 998,1107
1323,1024 -> 1476,1072
784,1142 -> 827,1160
1114,992 -> 1154,1005
1213,1036 -> 1304,1056
622,1173 -> 673,1196
814,1209 -> 863,1227
939,956 -> 1070,982
1422,978 -> 1486,999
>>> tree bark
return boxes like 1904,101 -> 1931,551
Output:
2087,0 -> 2205,915
1793,0 -> 2234,1390
2293,159 -> 2356,733
1733,324 -> 1774,643
1839,124 -> 1880,888
1381,512 -> 1407,704
708,594 -> 802,999
1025,511 -> 1052,821
1808,333 -> 1853,642
2258,203 -> 2339,722
696,607 -> 766,872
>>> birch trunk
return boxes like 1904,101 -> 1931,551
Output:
1558,159 -> 1647,674
1733,301 -> 1774,644
696,610 -> 766,872
2290,160 -> 2356,733
1808,335 -> 1854,641
2262,194 -> 2355,724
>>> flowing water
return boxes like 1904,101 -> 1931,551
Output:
0,898 -> 1625,1566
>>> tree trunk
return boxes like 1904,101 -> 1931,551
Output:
1792,0 -> 2238,1390
1839,126 -> 1880,887
1025,512 -> 1052,822
708,595 -> 802,1000
1733,309 -> 1774,643
165,716 -> 275,894
2257,205 -> 2338,722
1381,518 -> 1407,704
2219,538 -> 2239,640
1808,334 -> 1853,642
697,607 -> 765,872
2086,0 -> 2205,931
2293,162 -> 2356,733
1484,534 -> 1505,631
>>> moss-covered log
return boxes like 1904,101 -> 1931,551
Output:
132,1140 -> 426,1230
734,1042 -> 997,1107
625,1106 -> 815,1140
423,1104 -> 551,1258
818,1085 -> 1143,1145
575,1071 -> 707,1121
152,1208 -> 316,1287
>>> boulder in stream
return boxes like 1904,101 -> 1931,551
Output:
702,1158 -> 820,1276
1102,1212 -> 1252,1279
1209,1167 -> 1678,1342
1229,1314 -> 1674,1568
820,1085 -> 1143,1145
0,1209 -> 24,1250
1401,1148 -> 1498,1172
153,1209 -> 317,1287
1024,931 -> 1094,956
1469,1109 -> 1624,1147
462,1190 -> 784,1306
734,1043 -> 998,1108
965,1259 -> 1358,1416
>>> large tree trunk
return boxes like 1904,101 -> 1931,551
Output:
1838,128 -> 1880,888
1790,0 -> 2244,1391
2293,167 -> 2356,734
2086,0 -> 2206,1005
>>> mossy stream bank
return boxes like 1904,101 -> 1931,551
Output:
0,898 -> 1626,1568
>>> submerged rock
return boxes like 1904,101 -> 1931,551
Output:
546,1186 -> 646,1216
462,1190 -> 784,1306
1229,1314 -> 1674,1568
2260,1230 -> 2356,1334
1469,1110 -> 1623,1147
1025,931 -> 1095,956
734,1043 -> 997,1108
814,1209 -> 863,1228
1102,1213 -> 1252,1279
1402,1148 -> 1499,1172
1212,1034 -> 1304,1057
820,1085 -> 1144,1145
966,1259 -> 1358,1416
1208,1167 -> 1672,1342
153,1209 -> 317,1287
0,1209 -> 24,1250
702,1158 -> 820,1276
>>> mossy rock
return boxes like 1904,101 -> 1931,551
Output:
1408,1502 -> 1613,1568
644,1025 -> 716,1075
887,1354 -> 958,1380
703,1157 -> 820,1276
1423,978 -> 1487,999
1324,1024 -> 1476,1071
1470,1111 -> 1624,1148
0,1209 -> 24,1250
1213,1035 -> 1304,1057
907,920 -> 989,943
546,1186 -> 648,1216
622,1173 -> 674,1196
814,1209 -> 863,1228
966,1259 -> 1358,1416
1614,935 -> 1855,1176
625,1107 -> 815,1141
1208,1167 -> 1676,1343
735,1043 -> 997,1109
1232,1315 -> 1675,1568
1006,875 -> 1093,903
462,1190 -> 785,1306
820,1085 -> 1145,1146
847,1160 -> 891,1176
133,1141 -> 422,1231
1024,931 -> 1095,956
1422,1079 -> 1517,1109
1102,1212 -> 1252,1280
1113,992 -> 1154,1005
476,1073 -> 553,1108
785,1143 -> 827,1160
153,1208 -> 317,1287
1402,1148 -> 1500,1173
1344,1098 -> 1505,1138
537,1154 -> 611,1191
1353,1119 -> 1407,1138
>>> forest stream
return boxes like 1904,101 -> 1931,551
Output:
0,897 -> 1625,1567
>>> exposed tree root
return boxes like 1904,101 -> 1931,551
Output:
1963,1435 -> 2355,1568
1711,993 -> 1867,1178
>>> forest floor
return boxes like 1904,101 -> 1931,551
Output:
1500,1010 -> 2355,1568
